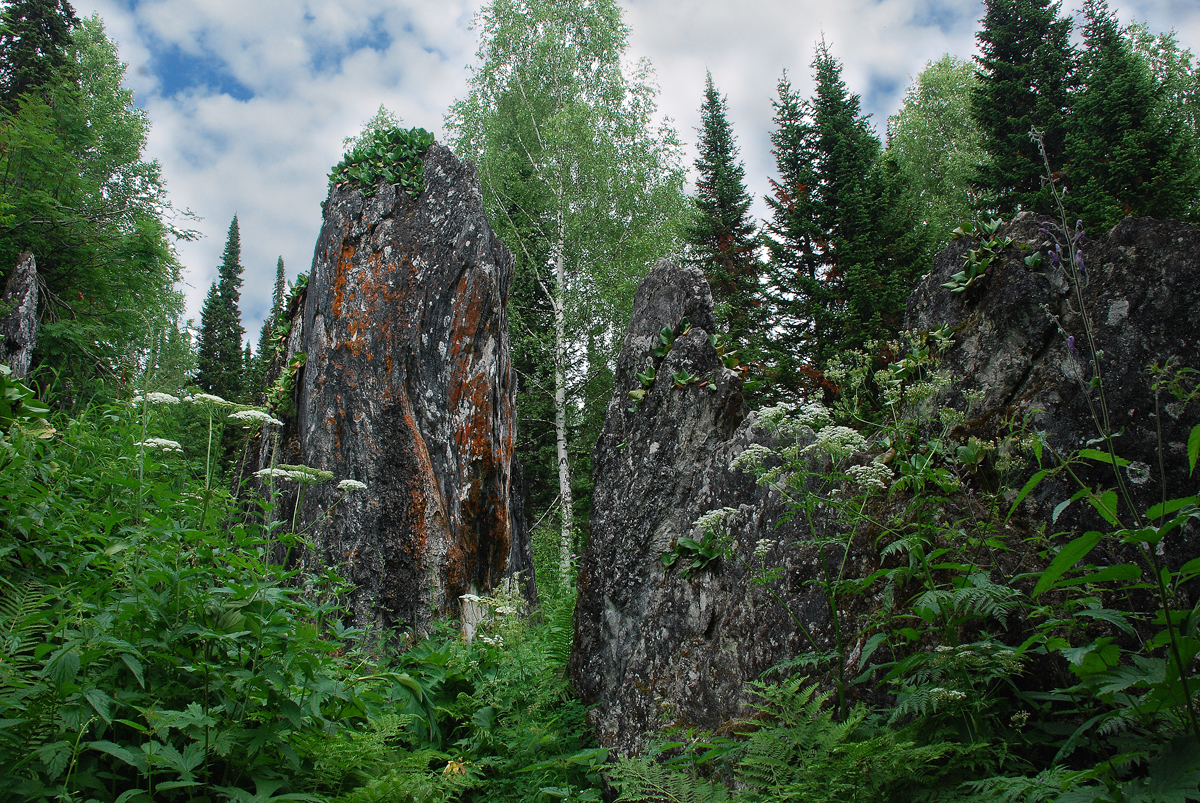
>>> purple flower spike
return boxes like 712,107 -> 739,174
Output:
1068,335 -> 1077,357
1049,250 -> 1061,268
1076,251 -> 1086,275
1074,229 -> 1084,244
1039,228 -> 1053,237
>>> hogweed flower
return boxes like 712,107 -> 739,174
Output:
132,392 -> 180,406
229,409 -> 284,427
845,462 -> 893,494
136,437 -> 183,453
338,479 -> 368,492
803,425 -> 867,460
753,538 -> 777,558
256,464 -> 334,484
186,393 -> 231,407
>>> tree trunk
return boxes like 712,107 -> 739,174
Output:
553,211 -> 574,582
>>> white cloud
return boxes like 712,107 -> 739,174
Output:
72,0 -> 1200,344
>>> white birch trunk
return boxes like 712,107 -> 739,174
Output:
553,208 -> 574,582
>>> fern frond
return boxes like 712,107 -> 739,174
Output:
605,754 -> 729,803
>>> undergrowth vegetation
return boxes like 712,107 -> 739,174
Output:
0,385 -> 600,802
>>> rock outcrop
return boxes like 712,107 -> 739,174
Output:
906,213 -> 1200,527
259,143 -> 529,634
570,260 -> 838,755
0,252 -> 37,377
571,218 -> 1200,755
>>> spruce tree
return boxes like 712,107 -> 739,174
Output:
1065,0 -> 1199,231
762,44 -> 923,398
0,0 -> 77,109
196,216 -> 245,401
762,72 -> 825,395
687,72 -> 760,351
255,257 -> 287,364
971,0 -> 1075,215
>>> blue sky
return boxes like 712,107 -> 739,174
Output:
73,0 -> 1200,343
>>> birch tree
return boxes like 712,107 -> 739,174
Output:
447,0 -> 686,581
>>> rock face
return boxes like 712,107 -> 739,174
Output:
0,252 -> 37,377
571,219 -> 1200,755
570,259 -> 837,755
268,143 -> 527,634
906,213 -> 1200,525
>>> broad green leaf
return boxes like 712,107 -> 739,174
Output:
1088,490 -> 1120,526
1189,423 -> 1200,477
1078,447 -> 1130,467
1008,469 -> 1049,519
1147,495 -> 1198,522
1034,531 -> 1103,596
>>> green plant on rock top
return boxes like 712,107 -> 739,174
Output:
941,217 -> 1013,294
329,127 -> 435,199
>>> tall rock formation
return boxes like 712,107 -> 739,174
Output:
570,259 -> 837,754
259,143 -> 530,634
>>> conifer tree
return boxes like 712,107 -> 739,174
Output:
1065,0 -> 1199,231
971,0 -> 1075,215
763,44 -> 923,398
255,257 -> 286,364
196,216 -> 245,401
0,0 -> 78,109
687,72 -> 760,351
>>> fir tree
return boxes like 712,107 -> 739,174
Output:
687,72 -> 760,351
1065,0 -> 1199,231
255,256 -> 286,364
971,0 -> 1075,215
762,43 -> 924,398
762,72 -> 825,396
0,0 -> 77,109
196,216 -> 245,401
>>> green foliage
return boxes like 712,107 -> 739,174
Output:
0,388 -> 606,802
885,55 -> 987,254
761,43 -> 927,401
940,218 -> 1013,293
0,0 -> 77,109
0,16 -> 191,401
0,362 -> 50,436
197,216 -> 247,402
1064,0 -> 1200,232
329,123 -> 433,199
971,0 -> 1075,215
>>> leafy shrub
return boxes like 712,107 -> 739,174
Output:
329,127 -> 435,199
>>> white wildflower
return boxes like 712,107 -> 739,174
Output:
495,605 -> 518,616
136,438 -> 183,453
795,402 -> 833,428
256,464 -> 333,484
803,425 -> 867,460
928,687 -> 967,704
188,393 -> 231,406
731,443 -> 775,473
132,392 -> 180,406
229,409 -> 284,427
338,479 -> 368,492
845,462 -> 893,494
460,593 -> 484,604
753,538 -> 777,558
478,634 -> 504,647
693,507 -> 736,533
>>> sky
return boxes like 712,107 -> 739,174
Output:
74,0 -> 1200,346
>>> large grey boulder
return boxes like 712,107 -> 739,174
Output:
0,252 -> 37,377
906,213 -> 1200,529
570,260 -> 838,755
257,143 -> 530,634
